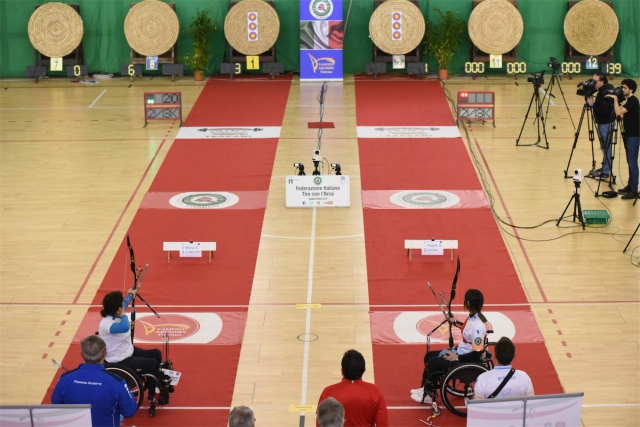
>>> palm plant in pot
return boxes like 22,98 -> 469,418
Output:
423,8 -> 467,80
182,8 -> 216,81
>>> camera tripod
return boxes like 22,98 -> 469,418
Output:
623,223 -> 639,253
593,117 -> 619,197
564,102 -> 598,178
541,70 -> 576,131
516,81 -> 549,149
557,178 -> 585,230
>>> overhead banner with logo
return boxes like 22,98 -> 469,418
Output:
300,0 -> 343,81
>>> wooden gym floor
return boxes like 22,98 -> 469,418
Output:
0,74 -> 638,426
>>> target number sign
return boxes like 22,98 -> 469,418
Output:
50,57 -> 63,71
247,56 -> 259,70
146,56 -> 159,70
585,56 -> 598,70
489,55 -> 502,69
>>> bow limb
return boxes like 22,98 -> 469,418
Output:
126,235 -> 137,343
447,256 -> 461,348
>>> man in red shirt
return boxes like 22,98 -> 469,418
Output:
317,349 -> 389,427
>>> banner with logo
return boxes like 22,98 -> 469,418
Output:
286,175 -> 350,207
300,0 -> 343,81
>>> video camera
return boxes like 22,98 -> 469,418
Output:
576,79 -> 597,97
605,86 -> 625,103
527,69 -> 545,86
573,168 -> 583,183
547,57 -> 561,72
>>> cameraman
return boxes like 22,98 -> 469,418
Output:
587,72 -> 615,180
607,79 -> 639,200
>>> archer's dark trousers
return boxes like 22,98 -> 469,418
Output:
120,347 -> 161,397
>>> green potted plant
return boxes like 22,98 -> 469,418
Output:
423,9 -> 467,80
182,8 -> 216,81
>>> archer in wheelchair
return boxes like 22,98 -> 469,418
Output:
410,288 -> 495,417
99,289 -> 175,417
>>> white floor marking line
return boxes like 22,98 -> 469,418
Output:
89,89 -> 106,108
261,233 -> 363,240
270,175 -> 361,180
538,87 -> 555,106
300,206 -> 317,410
145,402 -> 640,410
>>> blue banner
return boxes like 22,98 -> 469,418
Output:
300,0 -> 343,81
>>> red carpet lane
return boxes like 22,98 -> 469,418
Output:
43,76 -> 292,426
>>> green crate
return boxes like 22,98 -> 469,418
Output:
583,210 -> 610,225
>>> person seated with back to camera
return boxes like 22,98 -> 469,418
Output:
474,336 -> 534,400
411,289 -> 488,404
317,349 -> 389,427
228,405 -> 256,427
99,288 -> 172,405
317,397 -> 345,427
52,335 -> 137,427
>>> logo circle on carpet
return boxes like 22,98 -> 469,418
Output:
389,190 -> 460,208
135,313 -> 201,342
415,314 -> 494,341
314,176 -> 322,185
310,0 -> 333,19
392,311 -> 516,344
134,313 -> 224,343
169,192 -> 239,209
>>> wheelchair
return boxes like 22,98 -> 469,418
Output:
417,330 -> 496,417
104,362 -> 153,414
103,334 -> 175,418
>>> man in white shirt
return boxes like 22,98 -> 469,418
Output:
474,337 -> 534,399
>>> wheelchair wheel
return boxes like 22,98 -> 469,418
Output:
441,363 -> 488,417
105,363 -> 144,409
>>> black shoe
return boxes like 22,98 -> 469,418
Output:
617,186 -> 631,194
621,191 -> 638,200
596,173 -> 610,181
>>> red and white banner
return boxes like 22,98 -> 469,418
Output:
370,310 -> 544,344
362,190 -> 489,209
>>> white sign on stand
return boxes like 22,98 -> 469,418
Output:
467,393 -> 583,427
286,175 -> 350,207
180,242 -> 202,258
421,240 -> 444,255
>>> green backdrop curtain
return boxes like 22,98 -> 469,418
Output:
0,0 -> 637,78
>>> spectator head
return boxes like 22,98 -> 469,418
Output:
80,335 -> 107,364
101,291 -> 124,317
495,337 -> 516,366
228,405 -> 255,427
341,349 -> 366,381
317,397 -> 345,427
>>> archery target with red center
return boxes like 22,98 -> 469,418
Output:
247,11 -> 258,41
392,11 -> 402,40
